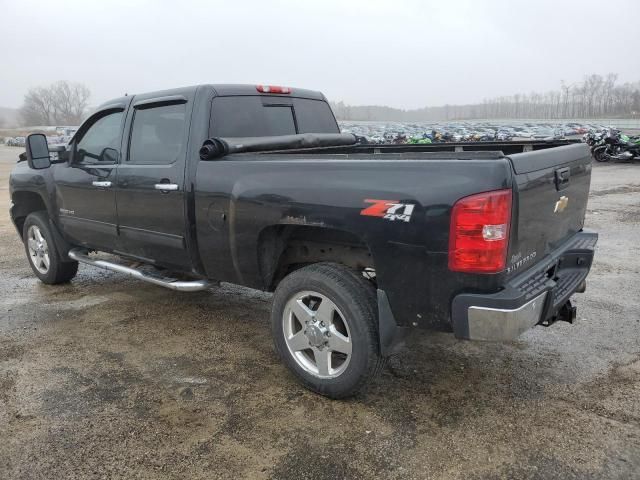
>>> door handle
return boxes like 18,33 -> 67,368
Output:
554,167 -> 570,191
92,181 -> 112,188
154,183 -> 179,192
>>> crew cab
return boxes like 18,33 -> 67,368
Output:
10,84 -> 597,398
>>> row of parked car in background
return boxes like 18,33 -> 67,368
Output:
2,122 -> 638,162
1,126 -> 77,150
4,136 -> 26,147
339,121 -> 605,144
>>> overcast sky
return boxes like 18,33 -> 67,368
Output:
1,0 -> 639,110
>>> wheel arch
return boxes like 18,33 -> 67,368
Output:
257,224 -> 375,292
11,190 -> 73,260
258,225 -> 409,357
10,190 -> 48,235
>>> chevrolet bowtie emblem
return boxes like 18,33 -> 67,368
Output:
554,196 -> 569,213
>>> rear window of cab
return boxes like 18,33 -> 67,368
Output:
209,96 -> 339,138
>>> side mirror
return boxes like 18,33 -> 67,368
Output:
100,147 -> 119,163
25,134 -> 51,169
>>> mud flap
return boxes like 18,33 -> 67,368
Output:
48,218 -> 74,262
377,289 -> 408,356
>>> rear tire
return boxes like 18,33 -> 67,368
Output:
23,211 -> 78,284
271,262 -> 384,399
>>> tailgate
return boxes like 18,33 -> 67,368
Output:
506,143 -> 592,276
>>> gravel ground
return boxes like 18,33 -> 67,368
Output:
0,145 -> 638,479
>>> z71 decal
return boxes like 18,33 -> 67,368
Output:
360,199 -> 415,223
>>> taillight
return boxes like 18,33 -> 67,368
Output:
256,85 -> 291,94
448,189 -> 512,273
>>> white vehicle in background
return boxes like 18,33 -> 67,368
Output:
531,128 -> 564,140
47,134 -> 73,161
513,130 -> 534,139
496,129 -> 513,141
7,136 -> 26,147
55,126 -> 79,137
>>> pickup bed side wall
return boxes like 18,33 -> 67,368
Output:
194,157 -> 513,330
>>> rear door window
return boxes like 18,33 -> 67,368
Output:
128,103 -> 186,165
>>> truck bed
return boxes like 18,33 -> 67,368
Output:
271,139 -> 582,156
204,133 -> 581,159
196,137 -> 593,334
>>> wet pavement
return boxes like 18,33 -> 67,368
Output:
0,145 -> 638,479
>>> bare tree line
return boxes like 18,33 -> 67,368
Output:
20,81 -> 91,126
12,74 -> 640,126
332,74 -> 640,121
479,74 -> 640,119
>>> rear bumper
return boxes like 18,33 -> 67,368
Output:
451,230 -> 598,341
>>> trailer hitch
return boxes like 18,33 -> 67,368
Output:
539,299 -> 577,327
557,299 -> 577,324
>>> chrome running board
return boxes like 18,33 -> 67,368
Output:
68,248 -> 210,292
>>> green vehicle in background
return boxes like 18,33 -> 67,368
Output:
408,136 -> 432,144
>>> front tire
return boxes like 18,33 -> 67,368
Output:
592,147 -> 609,162
271,263 -> 384,399
23,211 -> 78,284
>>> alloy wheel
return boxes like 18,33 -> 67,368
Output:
282,290 -> 352,379
27,225 -> 50,274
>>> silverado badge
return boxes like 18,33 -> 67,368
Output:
554,196 -> 569,213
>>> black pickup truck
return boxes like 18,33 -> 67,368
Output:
10,84 -> 597,398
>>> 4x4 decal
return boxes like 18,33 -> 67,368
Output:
360,199 -> 415,223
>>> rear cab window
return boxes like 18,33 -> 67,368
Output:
209,96 -> 339,138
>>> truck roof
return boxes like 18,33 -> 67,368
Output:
97,84 -> 327,110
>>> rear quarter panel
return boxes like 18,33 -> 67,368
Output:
194,155 -> 513,330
